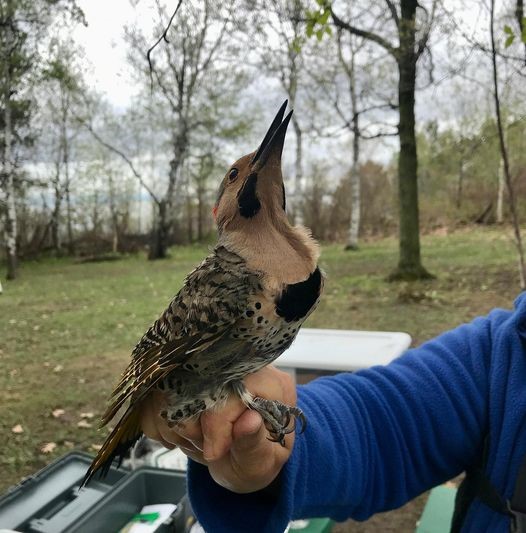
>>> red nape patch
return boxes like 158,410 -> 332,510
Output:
212,205 -> 218,219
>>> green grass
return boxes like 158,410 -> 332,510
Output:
0,227 -> 521,492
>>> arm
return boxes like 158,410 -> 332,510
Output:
143,309 -> 508,532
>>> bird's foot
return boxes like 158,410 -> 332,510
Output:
250,397 -> 306,446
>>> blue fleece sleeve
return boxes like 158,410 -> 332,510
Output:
188,310 -> 508,532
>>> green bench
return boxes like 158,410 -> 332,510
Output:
288,484 -> 457,533
289,518 -> 334,532
416,485 -> 457,533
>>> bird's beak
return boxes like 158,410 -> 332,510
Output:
252,100 -> 293,171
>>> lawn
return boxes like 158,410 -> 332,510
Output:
0,226 -> 522,528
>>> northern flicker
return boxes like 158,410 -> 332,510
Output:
83,101 -> 324,485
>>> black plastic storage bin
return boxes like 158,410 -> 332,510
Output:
70,468 -> 187,533
0,452 -> 127,532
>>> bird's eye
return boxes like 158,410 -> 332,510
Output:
228,168 -> 238,181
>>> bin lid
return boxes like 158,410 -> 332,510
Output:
0,452 -> 127,532
275,328 -> 412,372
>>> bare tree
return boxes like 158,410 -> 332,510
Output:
0,0 -> 84,278
252,0 -> 307,223
490,0 -> 526,288
33,38 -> 86,256
338,32 -> 361,250
327,0 -> 437,279
126,0 -> 241,258
305,19 -> 398,251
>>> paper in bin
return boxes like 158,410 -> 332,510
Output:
119,503 -> 177,532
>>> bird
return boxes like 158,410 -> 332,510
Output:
83,100 -> 324,485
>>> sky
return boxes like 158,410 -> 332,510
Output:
71,1 -> 485,107
68,0 -> 524,174
73,0 -> 148,108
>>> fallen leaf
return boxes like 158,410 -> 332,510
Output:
11,424 -> 23,434
40,442 -> 57,454
90,444 -> 103,452
63,440 -> 74,448
53,364 -> 63,373
52,408 -> 65,419
33,325 -> 40,331
78,378 -> 86,384
80,412 -> 94,419
77,420 -> 92,429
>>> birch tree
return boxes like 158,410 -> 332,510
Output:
251,0 -> 307,223
0,0 -> 27,280
0,0 -> 84,279
40,40 -> 85,255
309,0 -> 436,279
126,0 -> 244,259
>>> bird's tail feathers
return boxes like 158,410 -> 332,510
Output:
81,406 -> 142,488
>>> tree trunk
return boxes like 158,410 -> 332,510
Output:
148,127 -> 186,260
292,117 -> 303,225
108,173 -> 119,253
346,132 -> 361,250
197,184 -> 204,241
62,103 -> 74,255
345,45 -> 360,251
456,159 -> 464,209
516,0 -> 526,65
3,67 -> 17,280
388,0 -> 433,280
497,159 -> 505,223
491,0 -> 526,288
66,180 -> 74,254
149,200 -> 169,260
51,161 -> 62,255
186,181 -> 193,243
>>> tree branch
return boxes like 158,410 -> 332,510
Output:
331,8 -> 398,58
416,0 -> 437,59
360,129 -> 398,139
146,0 -> 183,93
385,0 -> 399,28
79,118 -> 161,205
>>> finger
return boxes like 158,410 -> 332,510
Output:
140,397 -> 163,441
231,409 -> 265,454
201,397 -> 246,461
226,409 -> 283,493
160,417 -> 204,451
158,423 -> 203,452
177,444 -> 207,466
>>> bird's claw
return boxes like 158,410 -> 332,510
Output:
250,397 -> 307,446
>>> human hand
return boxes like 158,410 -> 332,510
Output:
140,366 -> 297,493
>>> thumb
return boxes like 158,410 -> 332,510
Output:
231,410 -> 268,460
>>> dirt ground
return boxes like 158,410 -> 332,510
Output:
333,494 -> 429,532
